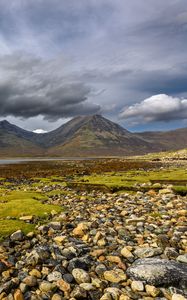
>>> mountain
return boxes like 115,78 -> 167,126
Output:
138,127 -> 187,152
0,115 -> 187,157
0,121 -> 43,157
44,115 -> 151,156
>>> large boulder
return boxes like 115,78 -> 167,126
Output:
127,258 -> 187,286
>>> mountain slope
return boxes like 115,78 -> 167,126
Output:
0,121 -> 44,157
138,127 -> 187,152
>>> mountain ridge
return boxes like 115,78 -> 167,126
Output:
0,115 -> 187,157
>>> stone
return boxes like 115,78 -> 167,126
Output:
145,284 -> 160,297
127,258 -> 187,286
47,271 -> 62,282
10,230 -> 24,241
56,279 -> 71,293
164,247 -> 178,259
39,281 -> 54,292
53,236 -> 66,245
13,290 -> 24,300
121,247 -> 133,258
29,269 -> 41,278
0,262 -> 8,274
100,293 -> 112,300
79,283 -> 95,291
19,215 -> 33,222
152,183 -> 162,189
72,268 -> 90,284
70,286 -> 87,298
49,222 -> 62,230
104,269 -> 127,283
131,280 -> 144,292
105,287 -> 121,299
177,210 -> 187,216
19,283 -> 27,293
51,294 -> 63,300
134,247 -> 162,258
68,258 -> 90,272
73,223 -> 88,237
177,254 -> 187,264
159,188 -> 172,194
25,247 -> 50,266
23,276 -> 37,287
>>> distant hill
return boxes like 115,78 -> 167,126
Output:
0,120 -> 43,157
0,115 -> 187,157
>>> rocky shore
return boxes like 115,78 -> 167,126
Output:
0,186 -> 187,299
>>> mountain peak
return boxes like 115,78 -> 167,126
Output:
0,120 -> 13,129
0,119 -> 10,124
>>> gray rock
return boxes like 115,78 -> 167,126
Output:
72,268 -> 90,284
0,261 -> 8,274
10,230 -> 24,241
68,257 -> 90,272
47,271 -> 62,282
23,275 -> 37,287
127,258 -> 187,286
177,254 -> 187,264
70,286 -> 87,298
39,281 -> 54,292
49,222 -> 62,230
134,247 -> 162,258
26,247 -> 50,266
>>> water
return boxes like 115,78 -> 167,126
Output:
0,157 -> 99,165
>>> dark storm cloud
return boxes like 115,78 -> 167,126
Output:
0,53 -> 100,120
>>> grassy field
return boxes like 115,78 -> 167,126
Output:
74,167 -> 187,192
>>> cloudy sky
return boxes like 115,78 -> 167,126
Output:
0,0 -> 187,132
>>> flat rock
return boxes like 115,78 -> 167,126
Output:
127,258 -> 187,286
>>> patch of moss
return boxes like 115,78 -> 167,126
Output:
0,191 -> 63,219
76,168 -> 187,191
173,185 -> 187,196
0,219 -> 34,240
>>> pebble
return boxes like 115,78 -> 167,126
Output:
56,279 -> 71,293
47,271 -> 62,282
72,268 -> 90,284
121,247 -> 133,258
23,276 -> 37,287
104,269 -> 127,283
13,289 -> 24,300
131,280 -> 144,292
145,284 -> 160,297
39,281 -> 54,292
177,254 -> 187,264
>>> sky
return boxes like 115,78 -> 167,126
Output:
0,0 -> 187,132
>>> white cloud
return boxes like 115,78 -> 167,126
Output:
120,94 -> 187,124
33,129 -> 48,134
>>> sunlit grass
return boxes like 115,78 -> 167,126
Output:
0,190 -> 63,238
0,220 -> 34,240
